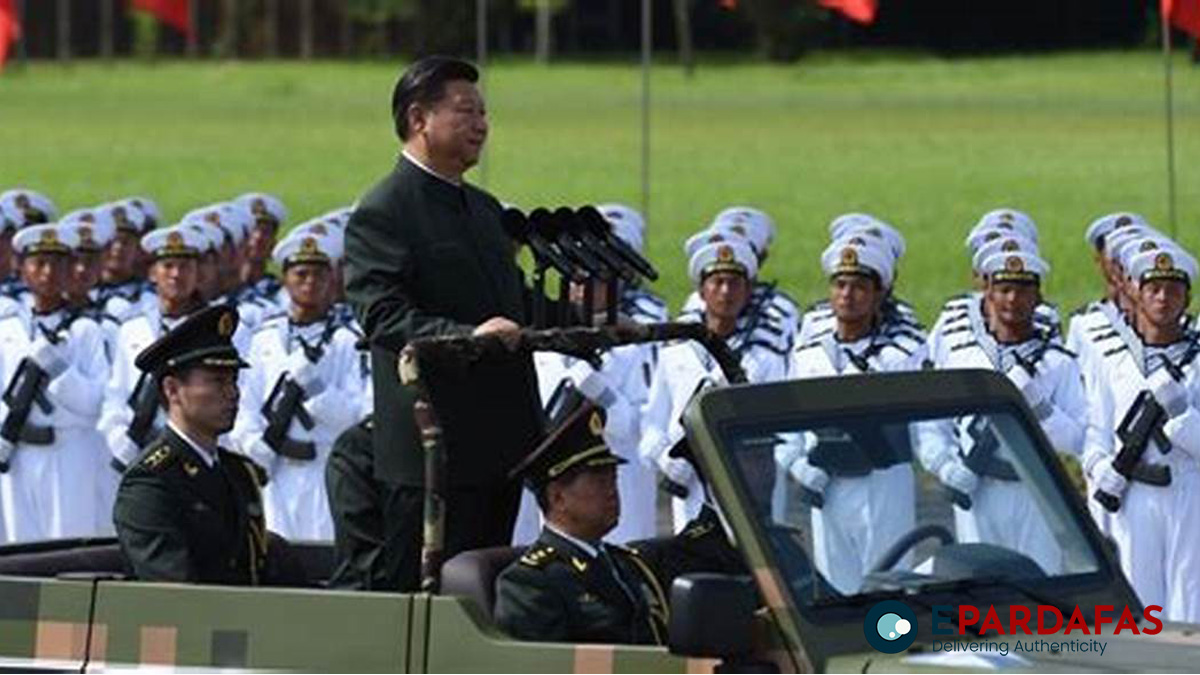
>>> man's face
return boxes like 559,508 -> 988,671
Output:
246,222 -> 276,264
985,280 -> 1040,330
164,368 -> 240,437
20,253 -> 70,301
152,257 -> 199,305
284,262 -> 333,313
410,80 -> 488,173
70,250 -> 103,297
549,465 -> 620,541
195,253 -> 219,300
0,229 -> 13,278
700,271 -> 751,322
103,230 -> 140,283
829,274 -> 882,326
1137,279 -> 1190,328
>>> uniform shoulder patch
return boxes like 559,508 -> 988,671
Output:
518,544 -> 557,568
138,442 -> 177,472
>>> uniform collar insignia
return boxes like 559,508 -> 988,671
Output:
571,557 -> 589,573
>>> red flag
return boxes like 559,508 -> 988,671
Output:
0,0 -> 20,71
1163,0 -> 1200,40
819,0 -> 877,25
129,0 -> 192,36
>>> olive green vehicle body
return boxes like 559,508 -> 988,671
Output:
3,369 -> 1199,672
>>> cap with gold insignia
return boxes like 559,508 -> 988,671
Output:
1128,246 -> 1198,286
1085,212 -> 1147,251
597,203 -> 646,254
141,225 -> 205,259
60,217 -> 115,253
182,204 -> 246,246
98,201 -> 149,235
135,305 -> 249,377
980,251 -> 1049,285
184,222 -> 223,254
1104,225 -> 1161,264
971,234 -> 1038,273
235,193 -> 288,228
832,217 -> 906,261
13,223 -> 77,256
290,220 -> 345,259
508,402 -> 626,491
688,239 -> 758,285
821,236 -> 895,287
971,208 -> 1038,243
711,206 -> 775,253
118,197 -> 162,231
1114,235 -> 1176,277
0,189 -> 58,229
272,229 -> 339,268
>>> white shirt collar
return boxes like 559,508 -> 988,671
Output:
401,149 -> 462,186
546,523 -> 599,559
167,420 -> 219,468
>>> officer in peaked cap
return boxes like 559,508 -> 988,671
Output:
112,305 -> 290,585
494,401 -> 667,645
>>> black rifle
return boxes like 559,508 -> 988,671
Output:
1093,391 -> 1171,513
961,416 -> 1019,482
260,373 -> 317,461
0,358 -> 55,458
125,371 -> 162,448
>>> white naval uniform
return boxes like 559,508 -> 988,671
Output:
796,295 -> 924,354
0,305 -> 111,542
639,311 -> 790,531
928,292 -> 1062,365
781,329 -> 924,594
1082,330 -> 1200,623
231,313 -> 367,541
918,301 -> 1087,576
682,281 -> 799,350
100,279 -> 156,324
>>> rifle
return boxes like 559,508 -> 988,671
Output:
260,374 -> 317,461
0,358 -> 55,452
1093,391 -> 1171,513
125,371 -> 162,448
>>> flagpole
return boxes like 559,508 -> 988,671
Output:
640,0 -> 651,221
1163,4 -> 1179,238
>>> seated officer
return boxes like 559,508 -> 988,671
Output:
494,402 -> 668,645
113,305 -> 282,585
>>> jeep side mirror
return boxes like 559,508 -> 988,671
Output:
668,573 -> 757,658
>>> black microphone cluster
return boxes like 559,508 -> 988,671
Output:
502,206 -> 659,328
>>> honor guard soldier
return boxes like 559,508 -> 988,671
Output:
798,213 -> 925,353
95,200 -> 157,322
1082,244 -> 1200,623
59,217 -> 121,357
235,193 -> 289,309
112,306 -> 282,585
596,204 -> 669,324
100,225 -> 237,473
0,189 -> 57,307
640,238 -> 789,530
918,250 -> 1087,576
0,207 -> 19,301
232,230 -> 366,541
0,223 -> 112,543
495,402 -> 668,645
778,239 -> 920,594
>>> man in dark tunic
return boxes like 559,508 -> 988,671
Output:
343,56 -> 543,591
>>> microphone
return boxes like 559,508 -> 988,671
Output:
554,207 -> 639,284
532,208 -> 610,281
504,208 -> 585,281
577,205 -> 659,281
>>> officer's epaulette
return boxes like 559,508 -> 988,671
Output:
518,543 -> 558,569
138,441 -> 179,473
680,516 -> 717,540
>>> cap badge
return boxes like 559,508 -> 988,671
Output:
165,231 -> 185,249
300,237 -> 319,254
716,245 -> 735,262
1005,256 -> 1025,272
1139,240 -> 1160,252
1155,252 -> 1174,271
78,225 -> 94,245
589,411 -> 604,437
217,311 -> 235,338
1116,215 -> 1133,228
251,198 -> 267,216
1001,239 -> 1021,252
840,247 -> 859,266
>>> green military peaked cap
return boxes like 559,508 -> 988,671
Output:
509,401 -> 626,490
135,305 -> 249,377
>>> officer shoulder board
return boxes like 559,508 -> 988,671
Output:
518,543 -> 560,569
137,440 -> 179,473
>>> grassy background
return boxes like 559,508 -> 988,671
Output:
2,52 -> 1199,322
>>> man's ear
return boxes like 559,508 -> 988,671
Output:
406,103 -> 427,138
161,373 -> 183,406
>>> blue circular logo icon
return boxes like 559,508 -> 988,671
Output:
864,600 -> 917,653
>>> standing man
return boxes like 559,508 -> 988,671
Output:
344,56 -> 543,591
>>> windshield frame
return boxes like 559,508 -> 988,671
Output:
684,369 -> 1139,667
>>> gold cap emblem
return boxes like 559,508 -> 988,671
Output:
1155,252 -> 1174,271
1139,240 -> 1160,253
78,225 -> 94,246
1005,255 -> 1025,272
716,244 -> 735,262
1001,239 -> 1021,252
1116,215 -> 1132,228
300,237 -> 319,254
217,311 -> 235,337
840,247 -> 859,266
166,231 -> 184,248
39,229 -> 58,244
588,411 -> 604,437
251,198 -> 267,216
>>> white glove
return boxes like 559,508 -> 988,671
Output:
0,436 -> 13,472
1007,366 -> 1051,419
287,350 -> 326,397
29,338 -> 69,379
1148,367 -> 1189,419
787,458 -> 830,495
1090,458 -> 1128,498
658,455 -> 697,490
566,361 -> 613,407
937,459 -> 979,496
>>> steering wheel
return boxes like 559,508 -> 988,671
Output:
869,524 -> 953,574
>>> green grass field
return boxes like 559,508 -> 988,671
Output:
3,52 -> 1200,322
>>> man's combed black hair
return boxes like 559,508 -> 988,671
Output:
391,56 -> 479,141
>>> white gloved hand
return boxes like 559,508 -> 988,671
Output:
937,459 -> 979,496
1148,367 -> 1189,419
0,436 -> 14,472
658,455 -> 697,490
787,458 -> 830,495
287,350 -> 326,397
566,361 -> 613,407
29,338 -> 69,379
1090,458 -> 1128,498
1007,365 -> 1051,418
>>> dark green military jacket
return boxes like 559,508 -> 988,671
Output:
112,427 -> 271,585
494,527 -> 668,645
344,156 -> 542,487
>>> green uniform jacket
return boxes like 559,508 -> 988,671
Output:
494,527 -> 668,645
112,426 -> 271,585
344,156 -> 541,487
